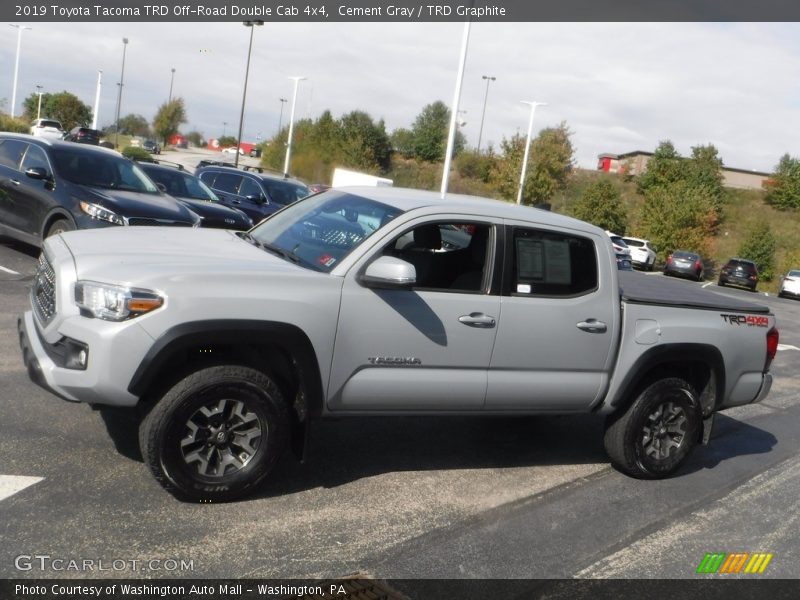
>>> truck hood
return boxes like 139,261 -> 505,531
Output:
59,227 -> 308,285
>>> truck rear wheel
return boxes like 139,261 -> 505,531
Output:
604,377 -> 700,479
139,365 -> 289,502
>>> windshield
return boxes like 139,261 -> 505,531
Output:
788,270 -> 800,277
249,190 -> 403,272
52,148 -> 159,193
143,167 -> 218,201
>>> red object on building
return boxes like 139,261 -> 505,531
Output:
169,134 -> 187,146
598,156 -> 613,172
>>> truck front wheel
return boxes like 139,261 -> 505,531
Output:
139,365 -> 289,502
604,377 -> 700,479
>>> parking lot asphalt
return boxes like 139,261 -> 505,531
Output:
1,238 -> 800,580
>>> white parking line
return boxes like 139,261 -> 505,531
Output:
0,265 -> 20,275
778,344 -> 800,352
0,475 -> 43,502
702,282 -> 712,288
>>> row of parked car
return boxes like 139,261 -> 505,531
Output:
0,132 -> 311,248
30,118 -> 162,153
605,230 -> 798,298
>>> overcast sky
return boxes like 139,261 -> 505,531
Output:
2,21 -> 799,172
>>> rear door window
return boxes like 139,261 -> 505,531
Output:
0,139 -> 27,169
210,173 -> 242,195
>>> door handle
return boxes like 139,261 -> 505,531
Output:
10,179 -> 21,186
576,319 -> 607,333
459,313 -> 496,328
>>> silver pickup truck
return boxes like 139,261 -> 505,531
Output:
18,187 -> 779,501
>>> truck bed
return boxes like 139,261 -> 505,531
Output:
619,271 -> 770,314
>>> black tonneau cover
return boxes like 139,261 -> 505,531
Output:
619,271 -> 770,314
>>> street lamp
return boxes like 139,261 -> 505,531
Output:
234,20 -> 263,168
516,101 -> 547,205
277,97 -> 287,135
91,71 -> 102,130
9,24 -> 32,119
35,85 -> 43,119
477,75 -> 495,154
222,121 -> 227,137
114,37 -> 129,149
283,76 -> 306,177
168,67 -> 176,103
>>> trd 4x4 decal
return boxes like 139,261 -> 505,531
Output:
720,314 -> 769,327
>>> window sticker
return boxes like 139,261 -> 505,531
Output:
517,283 -> 532,294
516,238 -> 544,280
318,254 -> 336,268
543,239 -> 571,285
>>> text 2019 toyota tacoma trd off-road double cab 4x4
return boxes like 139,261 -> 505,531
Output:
18,187 -> 779,501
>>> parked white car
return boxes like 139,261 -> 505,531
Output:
622,236 -> 657,271
29,119 -> 64,140
606,231 -> 632,271
221,146 -> 244,155
779,269 -> 800,300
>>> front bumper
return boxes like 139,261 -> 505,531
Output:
18,310 -> 151,407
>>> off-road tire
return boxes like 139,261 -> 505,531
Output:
604,377 -> 700,479
139,365 -> 289,502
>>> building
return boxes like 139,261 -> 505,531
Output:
597,150 -> 771,191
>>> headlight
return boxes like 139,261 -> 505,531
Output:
75,281 -> 164,321
79,201 -> 125,226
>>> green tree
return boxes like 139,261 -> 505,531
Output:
639,180 -> 717,261
185,131 -> 204,147
571,179 -> 628,233
636,140 -> 683,193
456,149 -> 496,183
490,122 -> 575,205
764,153 -> 800,211
390,127 -> 415,158
117,113 -> 151,137
738,221 -> 777,281
152,98 -> 187,147
408,101 -> 465,162
686,144 -> 724,202
22,91 -> 92,131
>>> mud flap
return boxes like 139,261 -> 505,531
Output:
701,413 -> 715,445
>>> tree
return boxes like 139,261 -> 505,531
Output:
639,180 -> 717,261
407,101 -> 465,162
390,127 -> 415,158
571,179 -> 627,233
686,144 -> 724,203
738,221 -> 777,281
636,140 -> 683,193
117,113 -> 151,137
22,91 -> 92,131
764,153 -> 800,211
185,131 -> 204,147
490,122 -> 575,205
152,98 -> 187,146
338,110 -> 392,172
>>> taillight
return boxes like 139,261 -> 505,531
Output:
667,255 -> 672,264
695,260 -> 702,269
765,327 -> 779,371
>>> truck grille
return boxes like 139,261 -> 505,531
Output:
32,254 -> 56,325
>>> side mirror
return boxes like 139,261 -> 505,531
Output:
25,167 -> 48,180
361,256 -> 416,288
155,182 -> 167,193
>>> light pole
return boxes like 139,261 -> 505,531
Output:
91,71 -> 102,130
35,85 -> 43,119
222,121 -> 227,137
9,24 -> 32,119
234,20 -> 263,168
114,37 -> 129,149
277,97 -> 287,135
477,75 -> 495,153
283,76 -> 306,177
440,20 -> 471,199
168,67 -> 176,103
516,101 -> 547,205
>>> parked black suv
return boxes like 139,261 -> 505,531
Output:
63,127 -> 101,145
0,134 -> 199,246
718,258 -> 759,291
137,161 -> 252,231
195,165 -> 310,224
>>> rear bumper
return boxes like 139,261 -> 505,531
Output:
753,372 -> 773,404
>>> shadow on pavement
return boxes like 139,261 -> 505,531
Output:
681,412 -> 777,475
